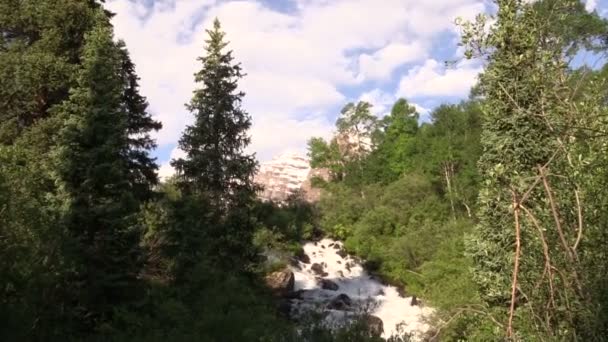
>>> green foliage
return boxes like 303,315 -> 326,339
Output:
172,18 -> 257,209
117,41 -> 162,201
2,1 -> 607,341
53,16 -> 144,327
308,101 -> 378,181
0,0 -> 103,143
311,97 -> 484,340
460,0 -> 608,339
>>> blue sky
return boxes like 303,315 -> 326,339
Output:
105,0 -> 607,178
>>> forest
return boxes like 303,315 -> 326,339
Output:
1,0 -> 608,341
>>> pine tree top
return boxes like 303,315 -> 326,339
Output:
172,18 -> 256,209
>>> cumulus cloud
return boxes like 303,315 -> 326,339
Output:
585,0 -> 598,12
357,42 -> 427,82
106,0 -> 486,178
158,147 -> 186,180
248,113 -> 334,160
358,89 -> 397,116
358,89 -> 431,122
396,59 -> 482,98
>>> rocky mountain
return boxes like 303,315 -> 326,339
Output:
255,153 -> 328,202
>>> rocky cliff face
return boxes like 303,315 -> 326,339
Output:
255,153 -> 328,202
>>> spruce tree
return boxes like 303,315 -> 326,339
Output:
0,0 -> 104,144
172,18 -> 257,209
117,41 -> 162,201
54,14 -> 141,325
171,19 -> 257,269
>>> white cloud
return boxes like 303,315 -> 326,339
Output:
158,147 -> 186,180
106,0 -> 486,173
358,89 -> 431,122
248,114 -> 334,161
414,103 -> 432,121
585,0 -> 598,12
397,59 -> 481,98
358,89 -> 396,116
357,42 -> 427,82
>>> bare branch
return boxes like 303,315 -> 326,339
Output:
507,190 -> 522,338
538,165 -> 575,263
573,189 -> 583,251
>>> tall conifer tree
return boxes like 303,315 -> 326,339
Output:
117,41 -> 162,201
54,13 -> 141,324
171,19 -> 257,268
172,18 -> 256,210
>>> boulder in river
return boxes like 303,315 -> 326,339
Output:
288,257 -> 301,270
285,289 -> 307,300
336,248 -> 348,259
364,315 -> 384,336
410,295 -> 420,306
345,261 -> 354,272
295,248 -> 311,264
310,263 -> 324,275
264,269 -> 294,297
318,279 -> 339,291
327,293 -> 352,310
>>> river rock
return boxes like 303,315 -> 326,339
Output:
327,293 -> 352,310
336,248 -> 348,259
319,279 -> 339,291
295,248 -> 311,264
311,263 -> 324,275
410,296 -> 420,306
364,315 -> 384,336
288,257 -> 301,270
264,269 -> 294,297
337,270 -> 345,278
376,289 -> 385,296
397,287 -> 407,298
285,289 -> 307,300
321,244 -> 326,249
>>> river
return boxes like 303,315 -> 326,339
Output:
288,238 -> 433,340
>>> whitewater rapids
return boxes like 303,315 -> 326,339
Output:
288,238 -> 433,339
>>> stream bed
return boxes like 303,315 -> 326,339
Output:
287,238 -> 433,339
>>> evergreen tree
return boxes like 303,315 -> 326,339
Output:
54,15 -> 141,326
117,41 -> 162,201
172,18 -> 257,210
0,0 -> 104,144
170,19 -> 257,270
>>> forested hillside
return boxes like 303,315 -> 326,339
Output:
1,0 -> 608,341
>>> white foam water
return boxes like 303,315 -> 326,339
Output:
289,238 -> 433,340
